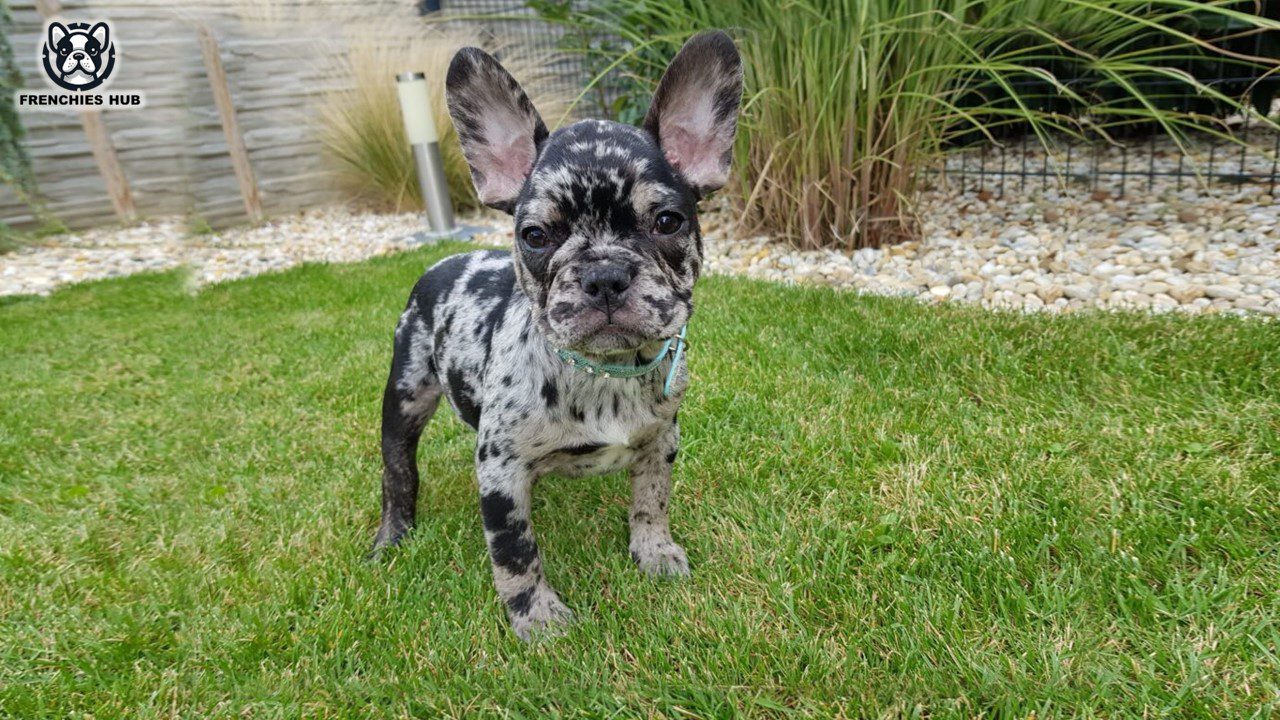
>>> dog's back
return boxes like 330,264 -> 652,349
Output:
387,249 -> 517,433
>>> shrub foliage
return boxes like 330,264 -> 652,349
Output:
536,0 -> 1280,249
0,0 -> 37,204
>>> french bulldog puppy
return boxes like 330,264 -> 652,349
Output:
372,31 -> 743,639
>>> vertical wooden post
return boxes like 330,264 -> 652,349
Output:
198,24 -> 263,223
36,0 -> 137,222
79,111 -> 136,221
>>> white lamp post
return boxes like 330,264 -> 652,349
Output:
396,71 -> 455,235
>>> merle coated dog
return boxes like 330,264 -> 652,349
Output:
372,31 -> 743,639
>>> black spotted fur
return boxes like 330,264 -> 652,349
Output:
373,31 -> 743,640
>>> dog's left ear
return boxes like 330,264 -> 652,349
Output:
643,30 -> 743,195
445,47 -> 548,213
89,22 -> 108,48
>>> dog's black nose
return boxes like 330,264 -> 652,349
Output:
73,52 -> 84,60
581,264 -> 633,310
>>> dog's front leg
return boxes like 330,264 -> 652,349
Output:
629,421 -> 690,577
476,439 -> 572,640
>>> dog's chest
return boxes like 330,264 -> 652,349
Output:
524,375 -> 670,477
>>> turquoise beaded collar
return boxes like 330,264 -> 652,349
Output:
551,325 -> 687,398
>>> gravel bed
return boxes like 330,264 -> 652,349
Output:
1,220 -> 189,297
702,182 -> 1279,316
1,207 -> 429,297
700,135 -> 1279,316
2,159 -> 1277,317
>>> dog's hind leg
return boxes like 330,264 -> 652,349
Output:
372,299 -> 441,553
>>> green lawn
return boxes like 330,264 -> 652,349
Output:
1,243 -> 1277,718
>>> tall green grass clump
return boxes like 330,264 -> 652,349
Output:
537,0 -> 1280,249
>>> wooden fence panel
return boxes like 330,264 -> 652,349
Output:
1,0 -> 418,230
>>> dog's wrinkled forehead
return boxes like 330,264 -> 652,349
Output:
516,120 -> 692,232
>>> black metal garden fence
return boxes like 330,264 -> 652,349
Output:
942,123 -> 1280,200
430,0 -> 600,117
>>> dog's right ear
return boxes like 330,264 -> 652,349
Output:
643,31 -> 743,196
49,22 -> 68,49
445,47 -> 548,214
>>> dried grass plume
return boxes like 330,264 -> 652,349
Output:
316,21 -> 572,213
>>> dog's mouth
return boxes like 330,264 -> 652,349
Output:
559,314 -> 647,354
548,308 -> 671,358
581,323 -> 646,353
60,68 -> 97,82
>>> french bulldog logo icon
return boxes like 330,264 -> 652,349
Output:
42,20 -> 116,92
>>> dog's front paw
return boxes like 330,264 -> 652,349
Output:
507,585 -> 574,641
366,518 -> 413,560
630,537 -> 690,578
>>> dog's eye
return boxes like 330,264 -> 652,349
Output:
653,211 -> 685,236
520,226 -> 548,249
88,47 -> 98,55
